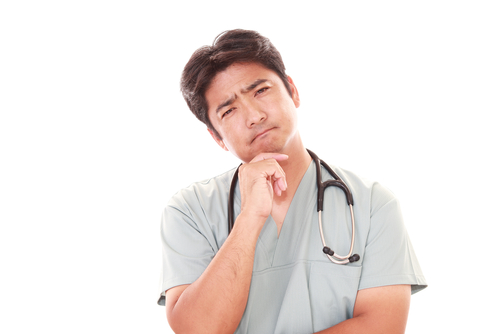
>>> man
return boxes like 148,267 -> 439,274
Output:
158,29 -> 426,333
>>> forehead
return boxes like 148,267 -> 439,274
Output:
209,63 -> 280,94
205,62 -> 280,107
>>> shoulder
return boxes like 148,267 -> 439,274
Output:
328,165 -> 397,213
167,167 -> 237,213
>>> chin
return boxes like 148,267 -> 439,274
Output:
253,142 -> 286,156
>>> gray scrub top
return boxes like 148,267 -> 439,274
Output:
158,160 -> 427,333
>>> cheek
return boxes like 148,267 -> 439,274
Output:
221,129 -> 242,151
222,130 -> 251,157
220,117 -> 243,141
220,127 -> 238,150
221,138 -> 232,152
222,139 -> 249,162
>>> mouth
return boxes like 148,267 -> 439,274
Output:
251,128 -> 275,143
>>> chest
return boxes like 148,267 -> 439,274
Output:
271,201 -> 290,236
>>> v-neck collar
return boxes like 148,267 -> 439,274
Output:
257,161 -> 317,267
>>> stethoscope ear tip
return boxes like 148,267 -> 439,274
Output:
323,246 -> 334,256
349,254 -> 360,263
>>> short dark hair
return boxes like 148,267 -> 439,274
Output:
180,29 -> 292,139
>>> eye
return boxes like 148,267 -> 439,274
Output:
222,108 -> 234,119
255,87 -> 269,95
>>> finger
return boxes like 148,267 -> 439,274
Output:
273,179 -> 282,196
250,153 -> 288,163
274,165 -> 288,191
272,174 -> 287,195
279,176 -> 287,191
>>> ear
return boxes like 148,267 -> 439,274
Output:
287,76 -> 300,108
208,128 -> 229,151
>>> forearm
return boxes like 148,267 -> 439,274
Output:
315,285 -> 410,334
314,317 -> 405,334
168,213 -> 264,334
313,315 -> 373,334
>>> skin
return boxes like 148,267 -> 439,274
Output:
206,62 -> 311,232
205,62 -> 302,164
166,62 -> 411,333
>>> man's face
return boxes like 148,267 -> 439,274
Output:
205,62 -> 300,163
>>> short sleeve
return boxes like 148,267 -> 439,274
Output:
358,183 -> 427,294
157,200 -> 216,306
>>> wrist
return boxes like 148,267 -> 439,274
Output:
232,211 -> 267,239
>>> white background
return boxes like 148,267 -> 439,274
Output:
1,1 -> 499,333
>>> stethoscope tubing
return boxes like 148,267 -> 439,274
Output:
307,149 -> 358,264
227,149 -> 359,265
318,205 -> 356,264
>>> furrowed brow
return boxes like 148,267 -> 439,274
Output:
216,94 -> 237,115
241,79 -> 269,94
214,79 -> 269,115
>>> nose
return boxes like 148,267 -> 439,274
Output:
244,102 -> 266,128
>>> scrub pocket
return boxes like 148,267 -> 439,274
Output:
309,262 -> 362,331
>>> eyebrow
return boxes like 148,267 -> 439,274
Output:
241,78 -> 269,93
215,79 -> 270,115
215,94 -> 237,115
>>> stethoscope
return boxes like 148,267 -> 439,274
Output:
227,149 -> 360,265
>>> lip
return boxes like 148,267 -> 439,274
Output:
251,128 -> 275,143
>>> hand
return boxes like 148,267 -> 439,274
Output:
237,153 -> 288,221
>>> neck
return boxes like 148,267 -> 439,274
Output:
274,135 -> 312,204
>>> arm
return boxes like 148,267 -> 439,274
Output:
315,285 -> 411,334
166,212 -> 263,333
165,153 -> 288,334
